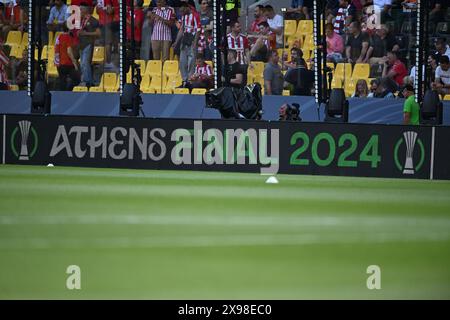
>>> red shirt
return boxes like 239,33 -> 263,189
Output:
54,33 -> 75,67
126,7 -> 144,42
390,59 -> 408,86
227,33 -> 250,64
5,4 -> 21,24
70,0 -> 94,7
250,17 -> 266,33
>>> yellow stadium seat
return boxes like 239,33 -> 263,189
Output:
205,60 -> 213,69
174,88 -> 189,94
297,20 -> 313,37
139,75 -> 151,91
9,85 -> 19,91
9,45 -> 24,58
92,7 -> 99,20
352,63 -> 370,80
89,86 -> 104,92
162,88 -> 173,94
48,32 -> 54,46
53,32 -> 63,45
344,78 -> 356,97
282,90 -> 290,96
302,34 -> 315,51
21,32 -> 28,48
145,60 -> 162,77
284,20 -> 298,43
72,86 -> 88,92
302,49 -> 311,60
249,61 -> 264,77
444,95 -> 450,101
92,46 -> 105,64
163,60 -> 179,78
331,77 -> 343,89
6,31 -> 22,46
149,74 -> 163,93
254,75 -> 264,85
47,62 -> 58,78
134,60 -> 146,73
334,63 -> 353,79
191,88 -> 207,95
143,0 -> 151,6
102,73 -> 117,92
165,74 -> 182,90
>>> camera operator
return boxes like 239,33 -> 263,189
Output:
225,49 -> 247,88
279,103 -> 301,121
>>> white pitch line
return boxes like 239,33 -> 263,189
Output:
0,232 -> 449,249
1,214 -> 450,229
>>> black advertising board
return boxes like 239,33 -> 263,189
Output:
2,114 -> 448,180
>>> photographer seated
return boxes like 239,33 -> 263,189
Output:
226,49 -> 247,88
188,53 -> 213,90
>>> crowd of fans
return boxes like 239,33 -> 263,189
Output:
0,0 -> 448,99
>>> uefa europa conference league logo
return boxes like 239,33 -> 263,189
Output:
394,131 -> 425,175
10,121 -> 39,160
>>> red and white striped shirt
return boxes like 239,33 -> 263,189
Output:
334,6 -> 349,35
0,49 -> 10,85
181,13 -> 200,35
195,63 -> 213,76
227,33 -> 249,65
151,6 -> 175,41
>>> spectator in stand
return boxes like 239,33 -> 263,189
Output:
148,0 -> 175,63
429,0 -> 447,24
78,3 -> 100,87
264,5 -> 283,49
225,49 -> 247,88
188,53 -> 213,89
174,2 -> 200,88
249,4 -> 266,34
402,84 -> 419,125
373,0 -> 392,23
286,0 -> 312,20
0,42 -> 9,90
47,0 -> 69,33
227,20 -> 250,65
100,0 -> 120,70
432,55 -> 450,98
332,0 -> 356,36
365,24 -> 399,65
325,22 -> 344,63
381,50 -> 407,88
283,47 -> 306,71
54,25 -> 80,91
13,46 -> 27,89
126,0 -> 144,59
1,0 -> 22,42
352,79 -> 369,97
264,50 -> 284,96
374,78 -> 395,98
435,38 -> 450,61
326,0 -> 340,22
199,0 -> 213,31
249,21 -> 276,63
345,21 -> 369,64
284,59 -> 314,96
367,78 -> 380,97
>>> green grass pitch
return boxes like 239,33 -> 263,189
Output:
0,164 -> 449,299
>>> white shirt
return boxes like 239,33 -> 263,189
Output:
267,14 -> 283,46
435,66 -> 450,85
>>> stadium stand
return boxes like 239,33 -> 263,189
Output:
0,0 -> 448,102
